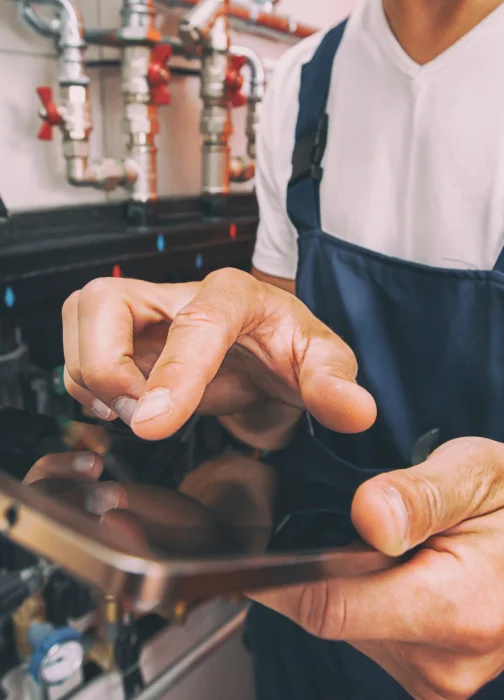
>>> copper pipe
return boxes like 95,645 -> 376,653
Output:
163,0 -> 316,41
225,4 -> 315,39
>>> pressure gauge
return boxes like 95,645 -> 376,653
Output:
38,638 -> 83,686
28,623 -> 84,687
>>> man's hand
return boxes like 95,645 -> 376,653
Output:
250,438 -> 504,700
61,269 -> 376,448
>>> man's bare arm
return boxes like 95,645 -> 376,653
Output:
251,267 -> 295,295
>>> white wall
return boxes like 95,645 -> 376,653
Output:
0,0 -> 355,212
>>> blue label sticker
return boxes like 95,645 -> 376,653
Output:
156,235 -> 165,253
195,254 -> 203,270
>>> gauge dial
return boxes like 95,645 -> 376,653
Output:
39,640 -> 84,686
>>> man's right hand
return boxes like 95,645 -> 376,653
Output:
62,268 -> 376,449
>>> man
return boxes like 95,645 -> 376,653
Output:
54,0 -> 504,697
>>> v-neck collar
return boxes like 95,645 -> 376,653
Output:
369,0 -> 504,80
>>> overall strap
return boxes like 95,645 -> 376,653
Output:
493,247 -> 504,273
287,20 -> 348,235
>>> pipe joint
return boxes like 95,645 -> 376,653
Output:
66,157 -> 139,191
230,156 -> 255,183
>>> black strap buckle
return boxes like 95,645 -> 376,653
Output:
289,112 -> 329,186
310,112 -> 329,182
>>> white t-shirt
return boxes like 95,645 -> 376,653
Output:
252,0 -> 504,279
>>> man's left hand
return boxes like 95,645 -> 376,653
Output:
251,437 -> 504,700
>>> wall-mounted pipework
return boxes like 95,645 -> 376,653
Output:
179,0 -> 266,198
20,0 -> 175,201
117,0 -> 173,201
164,0 -> 316,44
229,44 -> 265,181
19,0 -> 308,203
25,0 -> 140,194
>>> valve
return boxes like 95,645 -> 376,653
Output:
147,45 -> 172,106
225,55 -> 247,108
36,87 -> 63,141
28,622 -> 84,687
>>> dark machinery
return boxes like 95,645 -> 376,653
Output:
0,194 -> 258,419
0,194 -> 258,698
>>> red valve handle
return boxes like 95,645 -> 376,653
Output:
225,55 -> 247,108
36,86 -> 63,141
148,44 -> 173,106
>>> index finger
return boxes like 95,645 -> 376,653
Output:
73,278 -> 196,423
131,268 -> 375,439
131,268 -> 263,438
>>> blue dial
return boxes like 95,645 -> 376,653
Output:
28,623 -> 84,686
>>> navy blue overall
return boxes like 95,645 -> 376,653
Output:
246,21 -> 504,699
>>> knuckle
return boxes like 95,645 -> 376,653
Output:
64,362 -> 86,391
80,363 -> 114,393
295,581 -> 344,640
408,474 -> 444,534
62,290 -> 80,322
206,268 -> 264,308
207,267 -> 248,287
426,665 -> 485,700
64,367 -> 80,393
81,360 -> 132,399
174,302 -> 223,328
80,277 -> 119,299
173,302 -> 234,349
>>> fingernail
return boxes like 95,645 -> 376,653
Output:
112,397 -> 138,426
382,486 -> 409,543
92,399 -> 113,421
133,389 -> 173,424
72,452 -> 96,474
85,485 -> 120,516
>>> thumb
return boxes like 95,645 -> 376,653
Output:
351,437 -> 504,557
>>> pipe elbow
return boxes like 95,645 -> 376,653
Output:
179,0 -> 224,49
230,156 -> 255,183
229,44 -> 266,101
66,157 -> 138,191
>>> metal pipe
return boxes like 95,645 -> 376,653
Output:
19,0 -> 311,49
189,7 -> 234,198
66,155 -> 138,190
135,605 -> 248,700
230,43 -> 264,160
85,29 -> 187,56
162,0 -> 316,41
227,44 -> 264,182
179,4 -> 265,193
117,0 -> 169,201
17,0 -> 59,38
227,1 -> 315,40
230,44 -> 265,98
20,0 -> 139,193
20,0 -> 88,85
19,0 -> 179,200
179,0 -> 224,49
